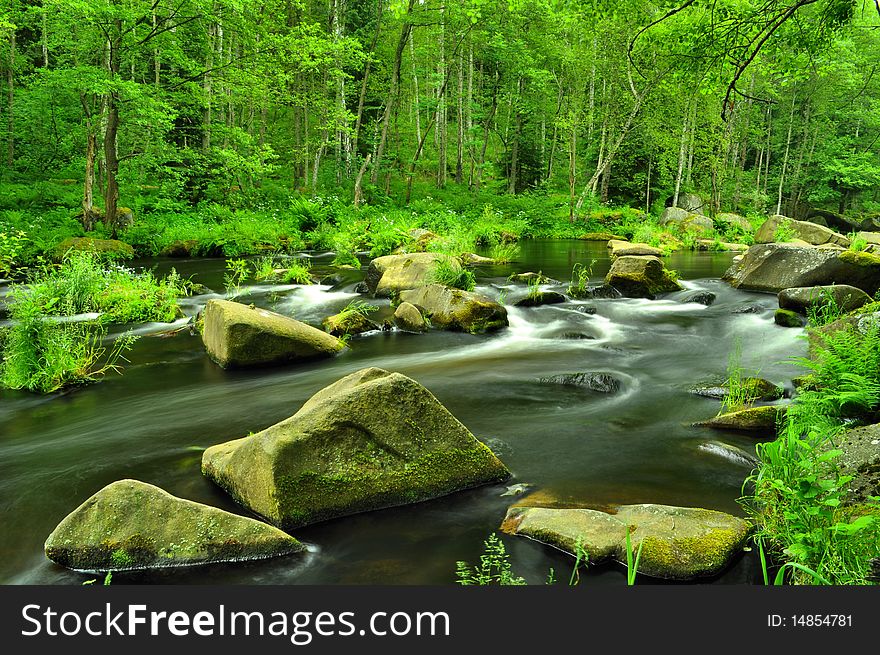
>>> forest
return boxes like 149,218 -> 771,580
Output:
1,0 -> 879,589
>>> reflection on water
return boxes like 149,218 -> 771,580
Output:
0,240 -> 804,585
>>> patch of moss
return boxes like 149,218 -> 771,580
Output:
839,249 -> 880,268
273,445 -> 510,529
634,527 -> 745,578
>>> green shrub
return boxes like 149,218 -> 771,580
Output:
429,259 -> 476,291
455,534 -> 526,585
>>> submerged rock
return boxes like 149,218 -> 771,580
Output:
514,291 -> 567,307
202,368 -> 511,529
44,480 -> 303,571
722,243 -> 880,295
774,308 -> 806,328
778,285 -> 872,315
698,441 -> 760,467
509,272 -> 558,284
682,291 -> 716,306
365,252 -> 461,297
393,301 -> 427,332
502,503 -> 749,579
399,284 -> 508,333
539,372 -> 622,393
604,255 -> 683,298
203,299 -> 345,368
694,405 -> 786,433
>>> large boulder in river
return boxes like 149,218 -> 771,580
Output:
715,212 -> 752,232
393,301 -> 427,332
365,252 -> 461,297
44,480 -> 303,571
605,255 -> 683,298
203,299 -> 345,368
399,284 -> 508,333
202,368 -> 510,529
694,405 -> 785,433
722,244 -> 880,295
778,285 -> 872,316
754,214 -> 851,247
502,504 -> 749,579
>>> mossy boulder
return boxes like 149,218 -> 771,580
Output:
831,423 -> 880,503
722,244 -> 880,295
604,255 -> 683,298
322,310 -> 380,337
682,291 -> 716,305
203,299 -> 345,369
54,237 -> 134,261
659,207 -> 713,234
755,214 -> 851,247
461,252 -> 495,266
202,368 -> 511,529
716,212 -> 752,232
514,291 -> 567,307
689,378 -> 782,402
365,252 -> 461,297
509,272 -> 558,284
694,405 -> 786,433
393,301 -> 427,332
502,503 -> 749,579
775,308 -> 806,327
399,284 -> 508,333
44,480 -> 303,572
778,285 -> 872,316
407,228 -> 439,250
607,239 -> 663,258
159,240 -> 200,258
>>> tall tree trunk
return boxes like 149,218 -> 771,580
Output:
353,0 -> 384,156
672,98 -> 691,208
41,11 -> 49,68
507,77 -> 523,194
103,21 -> 122,235
202,21 -> 215,150
568,121 -> 577,222
409,32 -> 421,145
775,93 -> 796,215
455,50 -> 463,184
371,0 -> 415,185
474,70 -> 498,191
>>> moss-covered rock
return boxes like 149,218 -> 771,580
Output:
755,215 -> 851,247
159,240 -> 200,258
54,237 -> 134,261
502,503 -> 749,579
399,284 -> 508,333
689,378 -> 783,402
393,301 -> 427,332
365,252 -> 461,297
460,252 -> 495,266
44,480 -> 303,571
659,207 -> 713,234
722,244 -> 880,295
604,255 -> 683,298
607,239 -> 663,258
694,405 -> 786,433
322,310 -> 380,337
775,308 -> 806,327
202,368 -> 510,529
203,299 -> 345,368
778,285 -> 872,316
509,272 -> 558,284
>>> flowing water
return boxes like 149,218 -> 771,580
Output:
0,240 -> 807,585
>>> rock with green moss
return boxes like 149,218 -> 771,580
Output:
365,252 -> 461,297
829,423 -> 880,503
202,368 -> 511,530
203,299 -> 345,368
509,272 -> 558,284
694,405 -> 785,433
716,212 -> 752,232
604,255 -> 683,298
514,291 -> 567,307
723,244 -> 880,295
393,301 -> 427,332
399,284 -> 508,333
322,310 -> 380,337
54,237 -> 134,261
607,239 -> 662,258
689,377 -> 783,402
502,503 -> 749,579
460,252 -> 495,266
44,480 -> 304,571
774,308 -> 806,328
755,215 -> 851,247
159,239 -> 200,258
660,207 -> 713,234
778,285 -> 872,315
